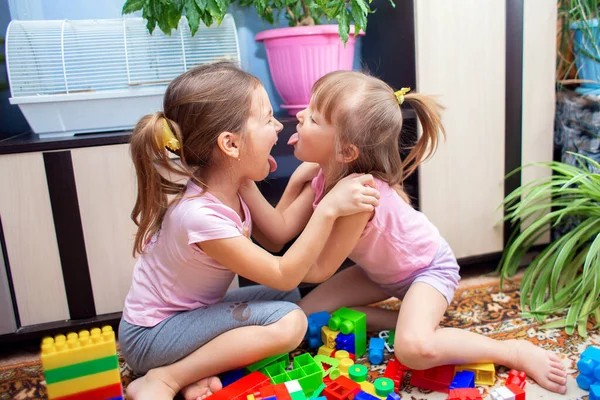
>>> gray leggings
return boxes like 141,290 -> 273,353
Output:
119,285 -> 301,374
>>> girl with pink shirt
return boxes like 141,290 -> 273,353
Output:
120,63 -> 380,400
241,70 -> 568,395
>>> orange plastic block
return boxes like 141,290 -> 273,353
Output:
410,364 -> 455,393
206,371 -> 270,400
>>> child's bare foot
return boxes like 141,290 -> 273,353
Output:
126,369 -> 178,400
181,376 -> 223,400
508,339 -> 567,394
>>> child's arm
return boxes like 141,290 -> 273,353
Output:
302,211 -> 372,283
240,178 -> 318,251
275,162 -> 320,212
201,174 -> 377,291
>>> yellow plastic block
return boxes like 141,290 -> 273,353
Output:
41,326 -> 118,371
360,380 -> 376,395
321,326 -> 339,349
318,345 -> 334,357
247,395 -> 256,400
338,357 -> 354,377
455,362 -> 495,386
46,368 -> 121,398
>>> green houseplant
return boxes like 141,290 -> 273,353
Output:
122,0 -> 385,43
499,154 -> 600,336
123,0 -> 391,114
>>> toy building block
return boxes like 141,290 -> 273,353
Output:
489,384 -> 525,400
336,333 -> 355,353
206,371 -> 270,399
368,338 -> 385,365
449,370 -> 475,389
386,393 -> 402,400
348,364 -> 369,383
374,377 -> 395,398
455,363 -> 495,386
338,358 -> 355,378
40,326 -> 123,400
307,312 -> 332,349
311,383 -> 327,398
506,369 -> 526,389
332,350 -> 355,362
322,326 -> 340,349
322,375 -> 361,400
319,345 -> 335,357
252,383 -> 293,400
314,355 -> 340,377
222,368 -> 245,387
577,345 -> 600,390
354,391 -> 380,400
328,308 -> 367,358
447,388 -> 483,400
285,380 -> 308,400
383,357 -> 409,392
410,364 -> 455,393
262,353 -> 323,396
246,353 -> 290,374
590,384 -> 600,400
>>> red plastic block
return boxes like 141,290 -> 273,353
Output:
506,369 -> 526,389
410,365 -> 455,393
505,384 -> 525,400
447,388 -> 483,400
322,375 -> 361,400
52,383 -> 124,400
383,357 -> 409,392
206,371 -> 270,400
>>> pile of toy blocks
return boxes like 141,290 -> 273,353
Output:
40,326 -> 124,400
576,345 -> 600,400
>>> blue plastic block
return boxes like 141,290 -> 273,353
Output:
354,391 -> 380,400
221,368 -> 244,387
311,398 -> 327,400
306,311 -> 331,349
449,370 -> 475,389
335,333 -> 355,353
590,384 -> 600,400
368,338 -> 385,365
386,393 -> 402,400
577,346 -> 600,390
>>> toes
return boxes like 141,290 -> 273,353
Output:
543,380 -> 567,394
550,361 -> 566,371
548,372 -> 567,385
546,351 -> 562,363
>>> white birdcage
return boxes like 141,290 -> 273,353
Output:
6,15 -> 240,137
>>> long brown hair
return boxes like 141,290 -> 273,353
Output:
312,70 -> 445,202
130,62 -> 261,256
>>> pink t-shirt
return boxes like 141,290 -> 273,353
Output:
123,181 -> 251,327
312,170 -> 440,284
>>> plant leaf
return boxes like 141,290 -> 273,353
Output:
123,0 -> 147,14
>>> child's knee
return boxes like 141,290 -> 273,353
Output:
268,309 -> 307,347
394,331 -> 437,369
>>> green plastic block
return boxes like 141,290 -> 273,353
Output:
374,377 -> 395,397
388,329 -> 395,346
313,355 -> 340,377
329,308 -> 367,357
348,364 -> 368,382
310,383 -> 327,398
290,390 -> 308,400
293,353 -> 324,396
44,355 -> 119,384
245,352 -> 289,373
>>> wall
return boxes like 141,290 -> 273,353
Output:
6,0 -> 362,117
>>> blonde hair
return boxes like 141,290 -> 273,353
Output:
130,62 -> 261,256
312,70 -> 445,202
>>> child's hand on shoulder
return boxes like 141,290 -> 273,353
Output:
290,162 -> 321,186
320,173 -> 380,218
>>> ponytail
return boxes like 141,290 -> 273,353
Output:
401,93 -> 445,178
129,112 -> 196,256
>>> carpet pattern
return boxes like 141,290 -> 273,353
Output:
0,276 -> 596,399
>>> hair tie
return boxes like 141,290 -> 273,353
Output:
394,88 -> 411,105
159,118 -> 180,152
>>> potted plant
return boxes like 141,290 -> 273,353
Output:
499,154 -> 600,336
122,0 -> 389,114
557,0 -> 600,93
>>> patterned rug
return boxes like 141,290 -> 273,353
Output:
0,276 -> 596,400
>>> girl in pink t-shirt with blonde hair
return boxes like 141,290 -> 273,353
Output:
241,70 -> 568,395
120,63 -> 380,400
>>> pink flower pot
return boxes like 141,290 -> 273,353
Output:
255,25 -> 365,116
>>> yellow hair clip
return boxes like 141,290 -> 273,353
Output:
394,87 -> 411,105
160,118 -> 180,152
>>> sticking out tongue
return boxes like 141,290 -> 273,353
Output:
268,155 -> 277,173
287,133 -> 299,146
